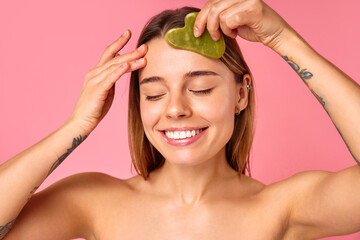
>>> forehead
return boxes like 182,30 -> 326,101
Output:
139,38 -> 232,81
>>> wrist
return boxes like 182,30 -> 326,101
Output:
62,117 -> 93,138
269,26 -> 311,57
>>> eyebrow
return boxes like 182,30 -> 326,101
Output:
139,70 -> 220,86
184,70 -> 220,79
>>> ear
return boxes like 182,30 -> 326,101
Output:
235,74 -> 252,112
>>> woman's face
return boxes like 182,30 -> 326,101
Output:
138,38 -> 244,166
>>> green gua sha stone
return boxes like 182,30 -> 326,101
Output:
165,12 -> 225,59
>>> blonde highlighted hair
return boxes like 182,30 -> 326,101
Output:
128,7 -> 255,180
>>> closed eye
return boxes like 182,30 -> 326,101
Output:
145,94 -> 165,101
145,88 -> 214,101
191,88 -> 213,95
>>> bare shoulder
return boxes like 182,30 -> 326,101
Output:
63,171 -> 130,190
41,171 -> 131,198
60,171 -> 134,203
263,169 -> 332,197
4,172 -> 130,240
241,174 -> 266,191
255,169 -> 332,210
33,171 -> 129,214
51,172 -> 134,237
44,171 -> 133,216
258,170 -> 333,238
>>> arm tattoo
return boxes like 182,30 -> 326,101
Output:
0,218 -> 17,239
282,56 -> 360,165
47,135 -> 87,176
27,186 -> 39,201
310,88 -> 327,108
30,186 -> 38,195
283,55 -> 326,109
1,135 -> 86,238
283,56 -> 313,83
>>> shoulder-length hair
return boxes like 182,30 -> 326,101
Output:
128,7 -> 255,180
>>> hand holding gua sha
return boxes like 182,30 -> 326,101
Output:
165,12 -> 225,59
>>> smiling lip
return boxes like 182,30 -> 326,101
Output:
160,126 -> 207,131
160,127 -> 208,146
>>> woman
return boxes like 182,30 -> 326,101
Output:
1,0 -> 360,239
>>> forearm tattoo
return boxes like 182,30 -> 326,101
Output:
283,56 -> 314,83
0,218 -> 17,239
27,186 -> 39,201
47,135 -> 87,176
283,56 -> 360,165
0,136 -> 87,238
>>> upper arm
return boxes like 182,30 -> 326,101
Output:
287,165 -> 360,239
3,172 -> 110,240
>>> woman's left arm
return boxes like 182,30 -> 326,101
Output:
195,0 -> 360,238
273,30 -> 360,237
275,27 -> 360,165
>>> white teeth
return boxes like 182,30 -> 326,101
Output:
174,132 -> 180,139
186,131 -> 191,138
179,132 -> 186,139
165,129 -> 204,140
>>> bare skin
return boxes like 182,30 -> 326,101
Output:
5,166 -> 358,239
0,171 -> 290,239
110,172 -> 288,240
2,0 -> 360,239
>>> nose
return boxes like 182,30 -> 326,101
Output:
165,92 -> 192,120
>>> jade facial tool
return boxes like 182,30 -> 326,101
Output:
165,12 -> 226,59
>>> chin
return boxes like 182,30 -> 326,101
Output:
163,154 -> 210,167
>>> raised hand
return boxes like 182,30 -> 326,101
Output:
68,30 -> 147,134
194,0 -> 293,50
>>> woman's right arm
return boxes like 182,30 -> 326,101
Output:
0,121 -> 89,239
0,29 -> 148,239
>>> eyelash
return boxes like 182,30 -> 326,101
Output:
145,95 -> 164,101
145,88 -> 214,101
193,88 -> 213,95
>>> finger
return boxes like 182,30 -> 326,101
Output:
104,56 -> 147,78
96,29 -> 131,67
86,52 -> 123,80
206,3 -> 221,41
95,44 -> 148,75
194,0 -> 215,37
125,57 -> 147,73
219,16 -> 238,39
96,55 -> 147,91
98,63 -> 130,91
207,0 -> 238,40
221,2 -> 257,30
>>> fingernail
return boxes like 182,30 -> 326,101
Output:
136,58 -> 144,63
211,33 -> 219,41
121,29 -> 129,37
194,27 -> 199,37
120,62 -> 128,68
137,44 -> 145,51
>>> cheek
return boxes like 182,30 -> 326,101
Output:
192,87 -> 236,146
193,87 -> 235,123
140,101 -> 162,131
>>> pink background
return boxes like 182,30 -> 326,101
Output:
1,0 -> 359,239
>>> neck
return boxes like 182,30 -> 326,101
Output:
148,147 -> 238,207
